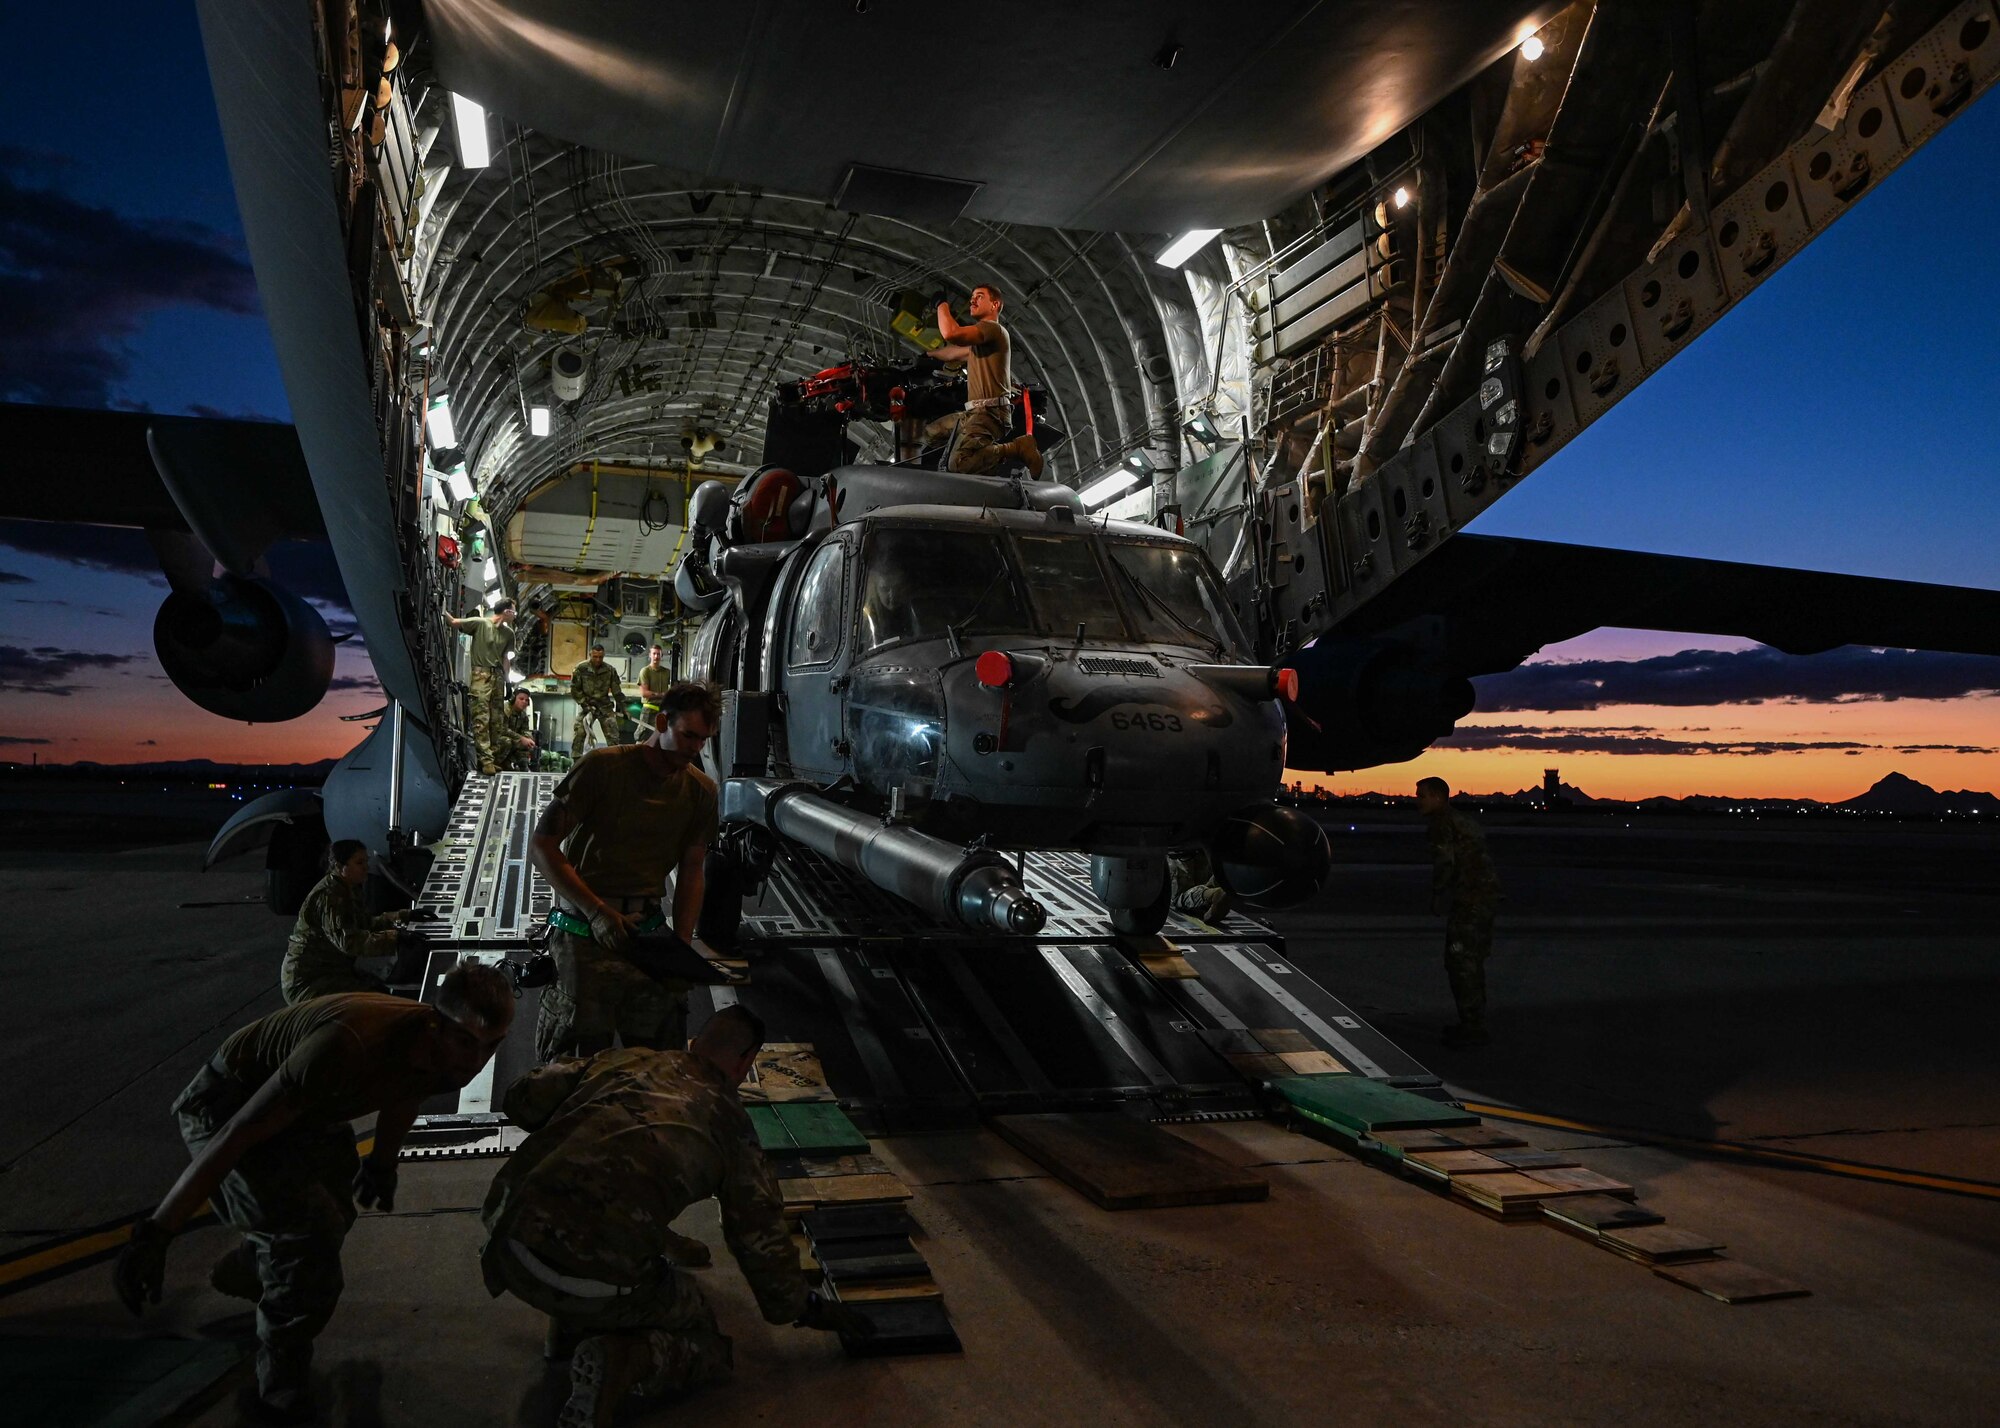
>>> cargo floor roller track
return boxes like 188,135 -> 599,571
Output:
403,773 -> 1443,1148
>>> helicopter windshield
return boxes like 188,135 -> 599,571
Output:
859,527 -> 1032,655
1012,532 -> 1125,638
1104,539 -> 1244,654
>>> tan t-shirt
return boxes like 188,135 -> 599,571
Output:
554,745 -> 718,898
638,664 -> 672,702
215,994 -> 463,1124
467,615 -> 514,670
963,319 -> 1011,404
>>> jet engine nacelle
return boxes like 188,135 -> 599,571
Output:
154,573 -> 335,722
1282,637 -> 1475,771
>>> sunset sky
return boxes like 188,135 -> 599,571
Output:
2,6 -> 1997,799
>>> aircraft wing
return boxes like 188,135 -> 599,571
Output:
1338,532 -> 2000,673
0,403 -> 321,539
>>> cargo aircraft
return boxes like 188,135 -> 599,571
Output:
5,0 -> 2000,931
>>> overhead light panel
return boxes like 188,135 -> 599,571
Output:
1078,469 -> 1141,509
482,556 -> 498,585
529,405 -> 550,437
1182,411 -> 1222,449
443,465 -> 474,505
484,587 -> 509,608
426,395 -> 456,450
450,92 -> 490,169
1154,228 -> 1221,269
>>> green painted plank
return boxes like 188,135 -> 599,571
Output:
746,1105 -> 797,1154
1270,1074 -> 1478,1133
773,1102 -> 871,1154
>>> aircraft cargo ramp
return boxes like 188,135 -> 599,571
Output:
402,772 -> 1441,1146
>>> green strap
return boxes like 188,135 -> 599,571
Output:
547,908 -> 666,940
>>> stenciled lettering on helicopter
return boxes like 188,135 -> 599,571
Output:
1048,688 -> 1232,727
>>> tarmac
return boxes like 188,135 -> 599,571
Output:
2,813 -> 1995,1425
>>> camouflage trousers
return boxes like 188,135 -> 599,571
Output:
484,1235 -> 732,1394
534,925 -> 689,1063
174,1063 -> 359,1401
282,964 -> 388,1006
469,667 -> 506,771
1443,901 -> 1496,1030
943,405 -> 1011,475
571,701 -> 621,760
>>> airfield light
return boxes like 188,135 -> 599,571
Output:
1392,185 -> 1412,210
975,651 -> 1015,688
426,395 -> 457,450
443,464 -> 474,505
450,93 -> 491,169
1520,34 -> 1545,62
1154,228 -> 1222,269
1078,469 -> 1142,509
529,404 -> 551,437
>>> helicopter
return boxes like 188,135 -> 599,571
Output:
668,388 -> 1332,942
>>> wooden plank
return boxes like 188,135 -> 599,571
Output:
1404,1149 -> 1515,1178
746,1105 -> 796,1154
1654,1259 -> 1809,1304
1522,1166 -> 1635,1200
1542,1196 -> 1666,1235
1484,1149 -> 1581,1171
991,1112 -> 1269,1210
1273,1075 -> 1477,1133
1228,1053 -> 1292,1081
830,1276 -> 943,1303
1600,1225 -> 1727,1264
1139,952 -> 1199,979
1253,1028 -> 1316,1055
838,1297 -> 962,1356
1433,1125 -> 1530,1150
821,1252 -> 932,1283
740,1043 -> 834,1103
1450,1171 -> 1569,1214
773,1102 -> 871,1154
1279,1050 -> 1349,1076
1368,1129 -> 1465,1154
779,1173 -> 912,1210
800,1204 -> 917,1244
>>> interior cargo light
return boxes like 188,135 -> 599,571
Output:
482,556 -> 498,585
975,651 -> 1015,688
450,93 -> 490,169
484,587 -> 508,608
426,396 -> 456,450
1520,34 -> 1544,61
1154,228 -> 1221,268
529,405 -> 551,437
1392,185 -> 1412,210
444,465 -> 474,505
1078,469 -> 1141,509
1183,410 -> 1222,449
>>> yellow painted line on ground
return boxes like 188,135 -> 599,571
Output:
0,1135 -> 378,1293
1462,1103 -> 2000,1201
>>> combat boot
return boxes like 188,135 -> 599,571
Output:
208,1241 -> 261,1302
251,1344 -> 315,1423
1003,434 -> 1045,478
560,1334 -> 650,1428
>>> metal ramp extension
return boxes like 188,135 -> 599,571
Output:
402,772 -> 1441,1147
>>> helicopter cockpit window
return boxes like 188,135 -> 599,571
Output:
1012,533 -> 1126,639
1104,540 -> 1245,655
858,528 -> 1031,656
787,541 -> 846,668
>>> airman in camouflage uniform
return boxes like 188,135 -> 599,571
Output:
570,646 -> 623,760
481,1006 -> 866,1427
1417,777 -> 1501,1047
503,690 -> 539,770
114,968 -> 515,1420
446,599 -> 518,774
530,683 -> 721,1064
281,839 -> 408,1003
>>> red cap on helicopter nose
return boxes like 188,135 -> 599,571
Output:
1275,667 -> 1300,703
976,651 -> 1014,688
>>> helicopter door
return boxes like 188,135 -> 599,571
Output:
780,537 -> 850,781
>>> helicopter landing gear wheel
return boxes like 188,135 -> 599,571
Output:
1092,852 -> 1170,937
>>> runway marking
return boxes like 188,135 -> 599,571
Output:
0,1135 -> 376,1297
1462,1104 -> 2000,1201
